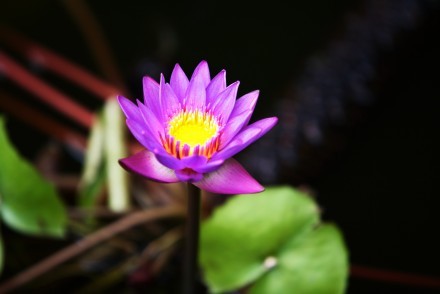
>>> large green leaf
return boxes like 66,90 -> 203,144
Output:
250,224 -> 348,294
0,117 -> 67,237
200,186 -> 320,293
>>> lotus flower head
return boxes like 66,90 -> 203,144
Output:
118,61 -> 277,194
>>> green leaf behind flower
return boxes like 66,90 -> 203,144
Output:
0,117 -> 67,237
250,224 -> 348,294
199,186 -> 348,294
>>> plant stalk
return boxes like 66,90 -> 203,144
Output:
183,184 -> 201,294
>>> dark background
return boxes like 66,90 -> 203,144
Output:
1,0 -> 439,293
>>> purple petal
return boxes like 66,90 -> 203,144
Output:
206,70 -> 226,106
155,152 -> 185,170
210,81 -> 240,124
219,109 -> 253,149
143,76 -> 162,120
229,90 -> 259,125
160,79 -> 180,118
212,117 -> 278,161
185,65 -> 208,108
118,96 -> 142,123
175,169 -> 203,182
156,152 -> 224,174
190,60 -> 210,88
194,158 -> 264,194
170,63 -> 189,102
126,119 -> 161,151
192,159 -> 225,173
136,100 -> 164,138
119,150 -> 179,183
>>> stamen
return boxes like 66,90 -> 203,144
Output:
163,109 -> 221,158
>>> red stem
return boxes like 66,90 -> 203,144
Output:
0,92 -> 87,151
0,26 -> 120,99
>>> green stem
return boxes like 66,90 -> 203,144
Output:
183,184 -> 201,294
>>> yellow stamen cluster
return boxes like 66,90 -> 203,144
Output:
163,109 -> 220,158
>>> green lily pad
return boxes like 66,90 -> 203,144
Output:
250,224 -> 348,294
0,117 -> 67,237
200,186 -> 320,293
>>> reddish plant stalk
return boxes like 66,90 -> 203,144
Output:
0,26 -> 120,99
0,51 -> 94,128
0,92 -> 87,151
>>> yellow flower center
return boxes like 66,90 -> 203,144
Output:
163,109 -> 220,158
168,109 -> 219,147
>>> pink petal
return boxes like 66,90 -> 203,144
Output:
170,63 -> 189,102
219,109 -> 253,149
118,95 -> 142,123
126,119 -> 161,151
136,100 -> 164,138
210,81 -> 240,124
160,80 -> 180,118
194,158 -> 264,194
229,90 -> 259,125
212,117 -> 278,161
185,64 -> 208,108
119,150 -> 179,183
206,69 -> 226,106
190,60 -> 210,88
155,152 -> 185,170
175,169 -> 203,182
143,76 -> 162,120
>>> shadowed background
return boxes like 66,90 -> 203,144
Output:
0,0 -> 439,293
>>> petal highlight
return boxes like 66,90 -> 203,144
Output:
142,76 -> 162,120
190,60 -> 210,88
186,70 -> 207,108
219,109 -> 253,149
119,150 -> 179,183
206,69 -> 226,106
229,90 -> 259,125
213,117 -> 278,161
170,63 -> 189,102
210,81 -> 240,124
118,95 -> 142,123
194,158 -> 264,194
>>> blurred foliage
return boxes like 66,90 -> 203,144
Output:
78,112 -> 106,208
200,186 -> 348,293
0,116 -> 67,272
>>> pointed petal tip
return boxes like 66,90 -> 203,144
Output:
268,116 -> 279,126
116,95 -> 131,107
198,60 -> 208,66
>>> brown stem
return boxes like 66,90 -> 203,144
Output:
0,205 -> 185,293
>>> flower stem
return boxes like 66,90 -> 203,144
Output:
183,184 -> 201,294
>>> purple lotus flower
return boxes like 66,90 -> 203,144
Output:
118,61 -> 277,194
